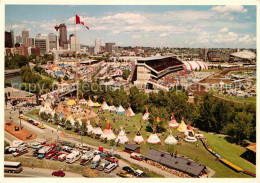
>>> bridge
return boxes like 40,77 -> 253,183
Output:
5,69 -> 20,76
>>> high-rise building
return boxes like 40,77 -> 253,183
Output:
16,35 -> 22,44
59,23 -> 67,48
105,42 -> 115,53
35,34 -> 49,55
69,35 -> 80,53
18,45 -> 28,56
26,38 -> 35,48
10,30 -> 14,47
28,47 -> 40,56
94,38 -> 101,54
48,33 -> 57,50
5,31 -> 12,48
22,29 -> 29,47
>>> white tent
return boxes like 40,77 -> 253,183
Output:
101,101 -> 110,110
39,99 -> 53,115
164,134 -> 178,145
92,126 -> 102,135
184,126 -> 197,143
86,120 -> 94,133
101,124 -> 116,140
116,105 -> 126,114
147,133 -> 161,144
142,108 -> 149,120
125,107 -> 135,116
67,115 -> 75,126
168,114 -> 179,128
79,97 -> 87,105
115,129 -> 129,144
134,131 -> 144,144
87,97 -> 94,107
109,105 -> 117,111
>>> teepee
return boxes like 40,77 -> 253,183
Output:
142,107 -> 149,121
39,98 -> 53,114
177,117 -> 187,133
168,113 -> 179,128
115,127 -> 129,144
164,129 -> 177,145
101,101 -> 110,110
147,133 -> 161,144
87,96 -> 94,107
79,96 -> 87,105
92,125 -> 103,135
86,120 -> 93,133
134,131 -> 144,144
67,98 -> 76,106
125,106 -> 135,116
101,121 -> 116,140
116,105 -> 126,114
109,105 -> 117,111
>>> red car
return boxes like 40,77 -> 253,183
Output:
52,170 -> 65,177
130,153 -> 143,161
104,154 -> 118,163
52,153 -> 64,160
50,143 -> 56,150
45,151 -> 58,159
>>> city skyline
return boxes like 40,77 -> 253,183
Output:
5,5 -> 256,48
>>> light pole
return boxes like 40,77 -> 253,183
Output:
18,107 -> 23,129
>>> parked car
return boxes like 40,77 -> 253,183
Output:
134,170 -> 149,178
104,163 -> 118,173
45,150 -> 58,159
116,170 -> 134,178
90,155 -> 101,169
27,119 -> 34,124
38,124 -> 45,129
62,141 -> 75,148
122,166 -> 135,175
130,153 -> 143,161
98,161 -> 110,171
52,153 -> 64,160
12,149 -> 28,157
31,144 -> 43,149
52,170 -> 65,177
33,150 -> 39,157
63,146 -> 73,153
58,154 -> 67,162
105,154 -> 118,163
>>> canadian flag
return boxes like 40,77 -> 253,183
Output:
75,14 -> 89,30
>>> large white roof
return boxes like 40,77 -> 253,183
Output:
230,50 -> 256,60
182,61 -> 208,71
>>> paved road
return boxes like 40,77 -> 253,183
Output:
5,167 -> 83,177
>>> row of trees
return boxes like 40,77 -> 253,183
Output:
78,82 -> 255,144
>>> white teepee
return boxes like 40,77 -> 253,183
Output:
86,120 -> 93,133
164,134 -> 178,145
147,133 -> 161,144
101,101 -> 110,110
125,107 -> 135,116
115,128 -> 129,144
101,123 -> 116,140
116,105 -> 126,114
134,131 -> 144,144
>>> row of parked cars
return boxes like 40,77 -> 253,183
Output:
18,115 -> 45,129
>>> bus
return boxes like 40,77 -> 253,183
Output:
4,161 -> 23,173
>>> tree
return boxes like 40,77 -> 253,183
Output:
122,70 -> 130,80
64,75 -> 69,81
57,77 -> 62,83
74,121 -> 80,132
80,122 -> 87,132
65,120 -> 72,130
224,111 -> 253,145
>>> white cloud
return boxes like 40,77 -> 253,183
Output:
238,34 -> 256,43
211,5 -> 247,13
132,35 -> 141,39
159,33 -> 169,37
166,10 -> 214,22
219,27 -> 229,32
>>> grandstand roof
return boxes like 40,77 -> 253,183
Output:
230,50 -> 256,60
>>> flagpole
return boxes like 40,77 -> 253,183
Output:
74,14 -> 79,105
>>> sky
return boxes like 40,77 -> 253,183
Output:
5,5 -> 256,48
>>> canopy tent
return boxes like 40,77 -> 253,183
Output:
101,101 -> 110,110
164,134 -> 178,145
67,98 -> 76,106
168,114 -> 179,128
125,107 -> 135,116
142,109 -> 149,121
177,119 -> 187,133
147,133 -> 161,144
101,124 -> 116,140
87,97 -> 94,107
115,129 -> 129,144
86,120 -> 93,133
116,105 -> 126,114
134,131 -> 144,144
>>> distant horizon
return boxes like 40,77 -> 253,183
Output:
5,5 -> 256,49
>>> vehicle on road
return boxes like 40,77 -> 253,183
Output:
104,154 -> 118,163
52,170 -> 65,177
130,153 -> 143,161
116,170 -> 134,178
98,161 -> 110,171
4,161 -> 23,173
122,166 -> 135,175
90,155 -> 101,169
38,123 -> 45,129
104,163 -> 118,173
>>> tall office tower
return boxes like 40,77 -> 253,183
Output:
26,38 -> 35,48
70,35 -> 80,53
22,29 -> 29,47
105,42 -> 116,53
48,33 -> 57,50
5,31 -> 12,48
10,30 -> 14,47
94,38 -> 101,54
16,35 -> 22,44
35,34 -> 49,55
59,23 -> 68,48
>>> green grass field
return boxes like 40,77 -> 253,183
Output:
26,108 -> 255,178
